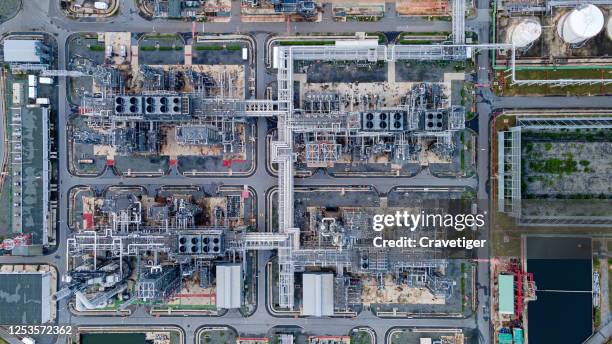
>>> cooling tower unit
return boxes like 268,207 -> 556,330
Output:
509,18 -> 542,48
557,4 -> 604,45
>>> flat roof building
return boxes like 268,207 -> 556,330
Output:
498,274 -> 515,315
216,264 -> 242,309
12,107 -> 51,246
3,39 -> 49,64
302,272 -> 334,317
0,271 -> 52,324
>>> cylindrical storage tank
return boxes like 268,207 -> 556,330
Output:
94,1 -> 109,10
607,15 -> 612,40
557,5 -> 604,44
509,18 -> 542,48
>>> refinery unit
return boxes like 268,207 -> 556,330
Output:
241,0 -> 318,20
273,38 -> 469,176
138,0 -> 232,20
273,186 -> 477,317
67,32 -> 255,176
62,184 -> 256,312
290,82 -> 465,174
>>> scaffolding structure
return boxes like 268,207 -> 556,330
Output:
452,0 -> 466,44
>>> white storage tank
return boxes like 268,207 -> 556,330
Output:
94,1 -> 109,10
607,15 -> 612,40
557,4 -> 604,44
509,18 -> 542,48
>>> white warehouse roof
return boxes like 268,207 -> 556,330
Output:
3,40 -> 44,63
302,272 -> 334,317
216,264 -> 242,309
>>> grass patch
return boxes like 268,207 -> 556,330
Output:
528,156 -> 578,175
226,44 -> 242,51
140,46 -> 156,51
88,45 -> 105,51
495,69 -> 612,96
399,39 -> 433,45
195,45 -> 224,51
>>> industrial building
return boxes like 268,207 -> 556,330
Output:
216,264 -> 243,309
9,106 -> 51,247
0,271 -> 52,324
3,39 -> 50,64
498,274 -> 515,316
497,114 -> 612,224
302,272 -> 334,317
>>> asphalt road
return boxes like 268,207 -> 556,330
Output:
1,1 -> 612,344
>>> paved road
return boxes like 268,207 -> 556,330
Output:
1,1 -> 611,344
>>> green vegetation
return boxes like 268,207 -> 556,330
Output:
226,44 -> 242,51
195,45 -> 223,51
88,45 -> 105,51
495,69 -> 612,96
529,156 -> 578,175
544,142 -> 552,151
399,39 -> 433,45
140,44 -> 183,52
454,62 -> 466,72
351,331 -> 372,344
461,190 -> 476,200
365,32 -> 386,44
